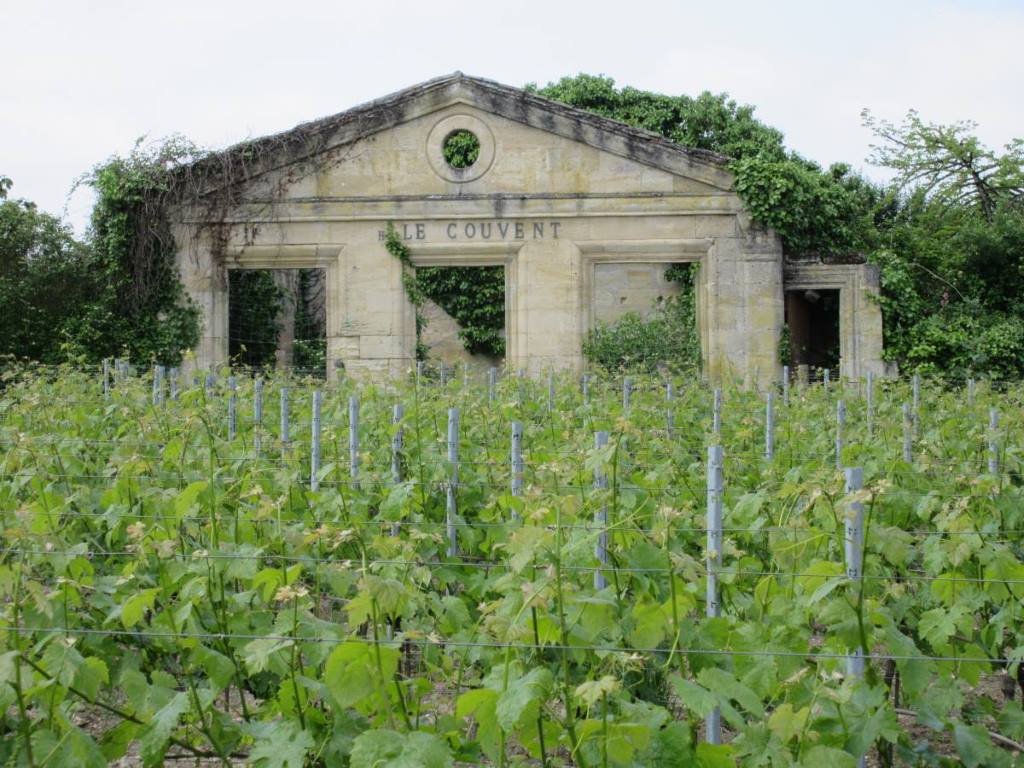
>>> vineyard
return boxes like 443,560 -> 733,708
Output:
0,363 -> 1023,768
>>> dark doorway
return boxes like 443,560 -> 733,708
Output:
785,289 -> 840,371
228,268 -> 327,377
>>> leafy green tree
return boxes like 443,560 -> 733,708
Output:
864,113 -> 1024,375
0,180 -> 99,363
530,74 -> 787,161
863,109 -> 1024,221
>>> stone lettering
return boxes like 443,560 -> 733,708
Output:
391,220 -> 563,240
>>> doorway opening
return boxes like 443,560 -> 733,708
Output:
785,289 -> 840,372
228,268 -> 327,377
414,265 -> 506,369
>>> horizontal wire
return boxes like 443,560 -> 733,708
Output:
7,548 -> 1024,585
2,469 -> 1020,502
2,625 -> 1015,665
4,507 -> 1022,540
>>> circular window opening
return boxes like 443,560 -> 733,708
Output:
442,129 -> 480,169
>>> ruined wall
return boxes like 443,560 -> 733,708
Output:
173,76 -> 794,384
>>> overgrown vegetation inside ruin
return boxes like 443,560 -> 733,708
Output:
582,263 -> 701,374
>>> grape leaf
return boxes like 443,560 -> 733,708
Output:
138,691 -> 188,767
496,667 -> 552,732
249,720 -> 315,768
349,729 -> 454,768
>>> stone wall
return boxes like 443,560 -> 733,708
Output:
169,74 -> 890,387
419,298 -> 502,370
592,263 -> 683,324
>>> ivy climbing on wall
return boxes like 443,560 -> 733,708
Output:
383,224 -> 429,360
416,265 -> 505,357
384,223 -> 506,359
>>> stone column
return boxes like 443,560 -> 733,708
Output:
516,239 -> 582,374
702,224 -> 784,387
173,225 -> 228,375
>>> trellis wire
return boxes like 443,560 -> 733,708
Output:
5,624 -> 1017,665
11,547 -> 1024,584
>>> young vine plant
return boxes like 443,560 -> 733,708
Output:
0,363 -> 1022,767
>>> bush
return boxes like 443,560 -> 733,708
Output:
583,266 -> 700,373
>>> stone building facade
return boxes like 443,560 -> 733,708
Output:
172,73 -> 884,383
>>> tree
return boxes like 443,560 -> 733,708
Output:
863,109 -> 1024,221
864,112 -> 1024,376
528,74 -> 787,162
0,180 -> 100,362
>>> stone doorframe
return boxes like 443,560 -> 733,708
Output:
404,241 -> 522,367
222,244 -> 344,376
782,261 -> 885,381
578,238 -> 712,370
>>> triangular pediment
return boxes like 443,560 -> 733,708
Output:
189,73 -> 737,197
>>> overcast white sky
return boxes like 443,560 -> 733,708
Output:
3,0 -> 1022,234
